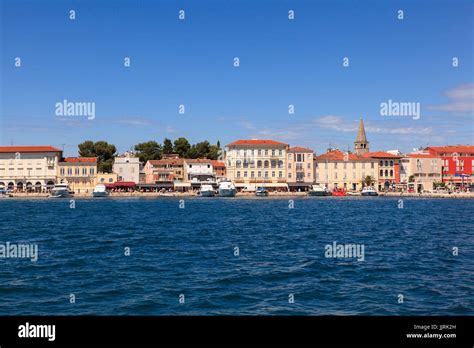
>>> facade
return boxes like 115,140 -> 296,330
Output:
58,157 -> 97,193
425,146 -> 474,188
314,149 -> 378,191
211,160 -> 226,178
224,140 -> 289,190
0,146 -> 62,192
113,155 -> 140,183
286,147 -> 314,191
96,172 -> 118,185
363,152 -> 401,191
399,154 -> 442,192
184,159 -> 214,182
144,158 -> 185,184
354,118 -> 369,155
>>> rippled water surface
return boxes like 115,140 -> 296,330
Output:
0,197 -> 472,315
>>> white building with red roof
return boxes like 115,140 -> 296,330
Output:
224,139 -> 289,190
0,146 -> 62,192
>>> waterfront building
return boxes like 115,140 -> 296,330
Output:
0,146 -> 62,192
211,160 -> 226,179
354,118 -> 370,155
314,149 -> 378,191
224,140 -> 289,191
399,153 -> 442,192
58,157 -> 97,193
96,172 -> 118,185
425,145 -> 474,189
184,158 -> 214,182
144,157 -> 185,187
363,152 -> 401,191
113,154 -> 140,183
286,147 -> 314,191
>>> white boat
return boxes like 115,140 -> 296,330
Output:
218,181 -> 236,197
255,187 -> 269,197
308,184 -> 331,196
92,184 -> 109,197
361,186 -> 378,196
0,187 -> 11,198
199,184 -> 215,197
49,184 -> 71,198
347,191 -> 361,196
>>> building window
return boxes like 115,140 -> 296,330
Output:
251,171 -> 254,178
272,171 -> 275,177
264,160 -> 269,168
334,163 -> 337,169
352,163 -> 356,169
385,160 -> 389,166
380,169 -> 383,176
258,150 -> 261,156
279,171 -> 282,178
265,150 -> 268,156
236,171 -> 241,178
390,161 -> 394,166
371,162 -> 374,169
258,171 -> 261,177
288,154 -> 292,160
236,160 -> 241,168
288,173 -> 292,178
385,170 -> 388,176
257,160 -> 262,168
288,163 -> 292,169
244,171 -> 247,177
279,150 -> 282,156
390,169 -> 393,176
90,168 -> 94,175
60,168 -> 65,176
362,163 -> 366,169
297,154 -> 302,162
264,171 -> 269,178
82,168 -> 87,175
307,163 -> 310,169
380,160 -> 383,166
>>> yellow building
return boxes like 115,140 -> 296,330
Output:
96,172 -> 118,185
224,140 -> 289,190
58,157 -> 97,193
314,149 -> 378,191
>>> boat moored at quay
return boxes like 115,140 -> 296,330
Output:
49,184 -> 72,198
218,180 -> 237,197
361,186 -> 378,196
308,184 -> 331,196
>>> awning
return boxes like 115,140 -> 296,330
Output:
108,182 -> 137,187
174,182 -> 191,187
287,182 -> 312,187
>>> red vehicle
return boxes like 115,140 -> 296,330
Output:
332,188 -> 347,196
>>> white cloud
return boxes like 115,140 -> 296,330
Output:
427,84 -> 474,113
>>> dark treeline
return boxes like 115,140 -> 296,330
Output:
77,138 -> 221,172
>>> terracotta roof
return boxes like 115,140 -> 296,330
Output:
63,157 -> 97,163
407,154 -> 441,158
288,146 -> 314,153
426,145 -> 474,154
226,139 -> 288,146
210,160 -> 225,167
314,149 -> 373,161
363,151 -> 402,159
148,158 -> 183,166
185,158 -> 212,164
0,146 -> 62,153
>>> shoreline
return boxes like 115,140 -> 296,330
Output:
3,191 -> 474,199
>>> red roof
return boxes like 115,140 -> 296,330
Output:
0,146 -> 62,153
226,139 -> 288,146
63,157 -> 97,163
363,151 -> 402,159
314,149 -> 373,161
407,154 -> 441,159
185,158 -> 212,164
211,160 -> 225,167
288,146 -> 314,153
426,145 -> 474,154
148,158 -> 183,166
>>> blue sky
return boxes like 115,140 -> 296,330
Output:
1,0 -> 473,156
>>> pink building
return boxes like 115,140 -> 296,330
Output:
286,147 -> 314,191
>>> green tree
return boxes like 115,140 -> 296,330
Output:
163,138 -> 174,154
173,137 -> 191,158
134,141 -> 162,163
362,175 -> 375,187
78,140 -> 117,173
